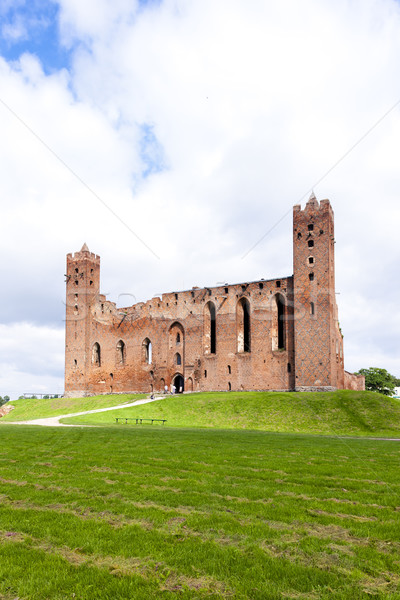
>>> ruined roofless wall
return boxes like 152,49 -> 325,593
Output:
64,198 -> 363,397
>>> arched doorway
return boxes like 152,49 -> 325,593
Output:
173,374 -> 184,393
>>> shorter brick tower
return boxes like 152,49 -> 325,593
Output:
292,195 -> 344,391
65,244 -> 100,397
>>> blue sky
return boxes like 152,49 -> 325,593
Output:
0,1 -> 71,72
0,0 -> 399,398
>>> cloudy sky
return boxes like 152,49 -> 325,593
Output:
0,0 -> 399,399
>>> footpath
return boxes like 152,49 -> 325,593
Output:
1,396 -> 163,427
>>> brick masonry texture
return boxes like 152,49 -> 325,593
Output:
64,198 -> 364,396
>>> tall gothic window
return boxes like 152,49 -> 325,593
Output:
116,340 -> 126,365
92,342 -> 101,366
204,301 -> 216,354
276,294 -> 285,350
237,298 -> 251,352
142,338 -> 152,364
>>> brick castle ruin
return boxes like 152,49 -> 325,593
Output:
64,195 -> 364,397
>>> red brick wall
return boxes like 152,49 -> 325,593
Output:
344,371 -> 365,391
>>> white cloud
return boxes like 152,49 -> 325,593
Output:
0,0 -> 400,397
0,323 -> 64,399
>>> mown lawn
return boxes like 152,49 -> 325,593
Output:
61,390 -> 400,438
0,425 -> 399,599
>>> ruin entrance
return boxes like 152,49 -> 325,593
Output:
173,374 -> 184,393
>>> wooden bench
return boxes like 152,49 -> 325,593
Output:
115,417 -> 167,425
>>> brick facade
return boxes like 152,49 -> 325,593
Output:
64,196 -> 364,396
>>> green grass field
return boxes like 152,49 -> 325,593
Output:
1,391 -> 400,598
57,390 -> 400,438
0,425 -> 399,599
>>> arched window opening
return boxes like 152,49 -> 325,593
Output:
237,298 -> 251,352
277,295 -> 285,350
74,359 -> 77,367
204,369 -> 207,378
228,365 -> 231,374
272,294 -> 285,351
204,301 -> 216,354
142,338 -> 152,364
310,302 -> 315,316
175,353 -> 182,366
116,340 -> 126,365
169,322 -> 184,350
228,382 -> 231,391
92,342 -> 101,366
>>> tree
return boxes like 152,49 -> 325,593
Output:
356,368 -> 399,396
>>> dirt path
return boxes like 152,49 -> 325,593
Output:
2,396 -> 163,427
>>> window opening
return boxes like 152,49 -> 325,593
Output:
308,257 -> 314,265
228,365 -> 231,374
142,338 -> 152,363
237,298 -> 251,352
308,224 -> 314,231
116,340 -> 125,365
92,343 -> 101,366
228,382 -> 231,391
176,333 -> 180,344
310,302 -> 315,315
204,370 -> 207,378
277,295 -> 285,350
309,273 -> 314,281
259,282 -> 264,289
204,301 -> 216,354
175,353 -> 182,366
308,240 -> 314,248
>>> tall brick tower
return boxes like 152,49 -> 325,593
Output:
293,195 -> 344,391
65,244 -> 100,397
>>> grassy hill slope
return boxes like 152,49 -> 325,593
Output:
0,394 -> 146,422
62,390 -> 400,437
